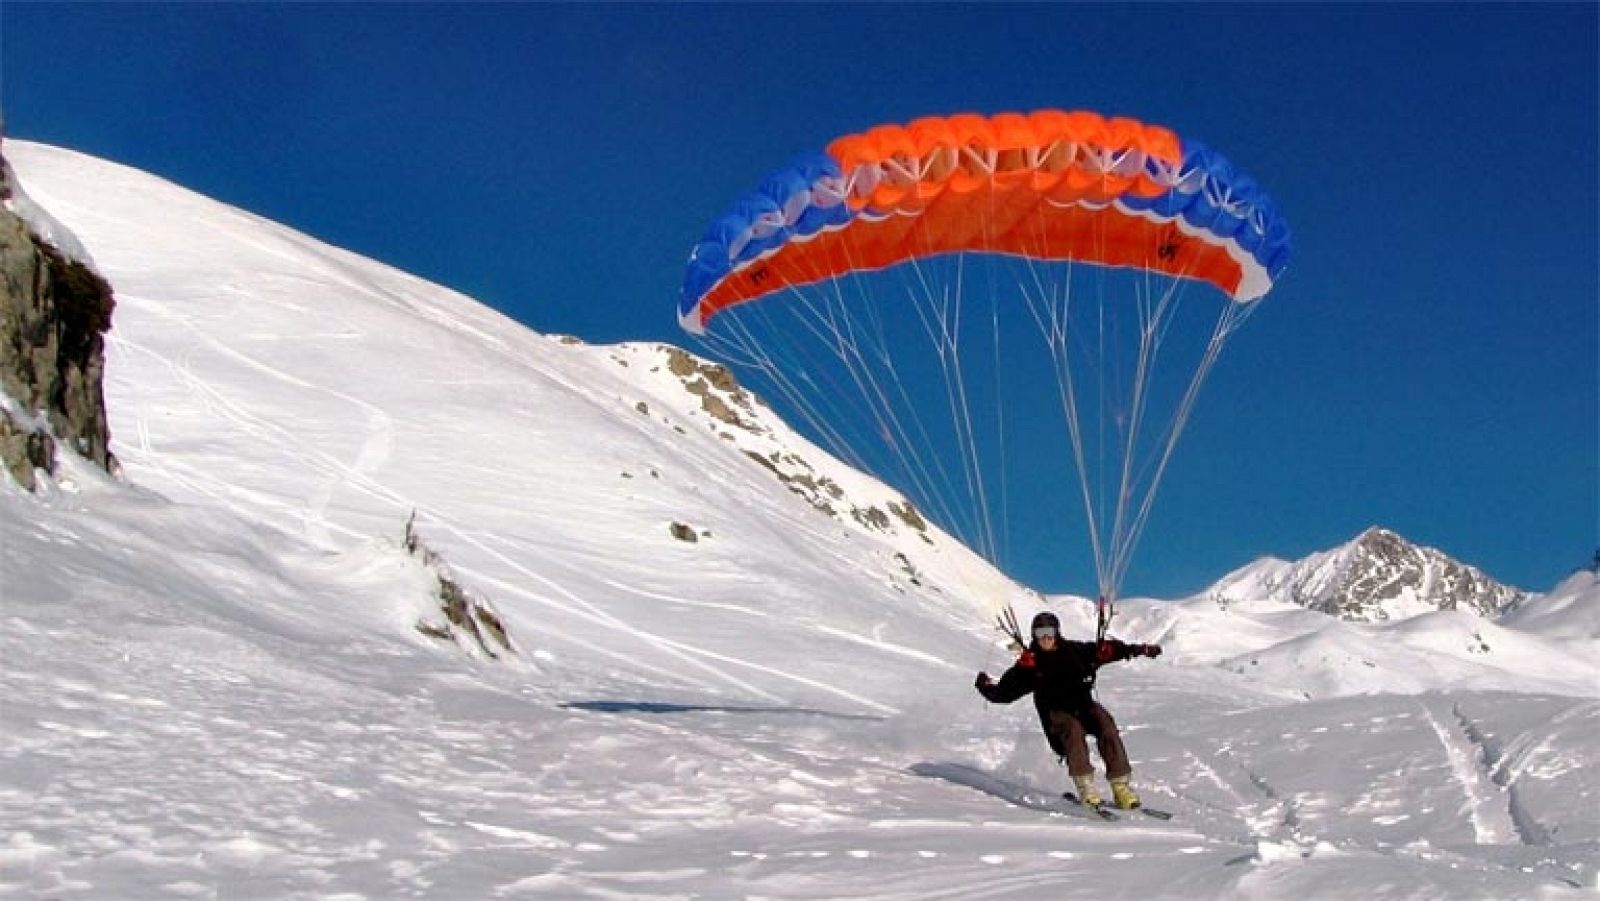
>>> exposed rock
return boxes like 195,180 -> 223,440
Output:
0,409 -> 54,489
665,346 -> 759,431
0,144 -> 117,488
888,500 -> 930,535
669,521 -> 699,543
854,506 -> 891,531
687,380 -> 742,427
405,512 -> 513,659
893,551 -> 924,587
744,450 -> 781,477
664,343 -> 935,552
666,347 -> 739,392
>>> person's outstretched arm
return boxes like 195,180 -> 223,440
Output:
975,655 -> 1037,703
1094,639 -> 1162,665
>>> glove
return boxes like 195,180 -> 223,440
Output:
974,671 -> 993,692
1137,643 -> 1163,658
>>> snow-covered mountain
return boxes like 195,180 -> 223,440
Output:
1208,526 -> 1527,623
4,140 -> 1598,898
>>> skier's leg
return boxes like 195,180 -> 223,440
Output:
1086,702 -> 1131,781
1048,710 -> 1104,806
1086,703 -> 1142,809
1047,710 -> 1094,778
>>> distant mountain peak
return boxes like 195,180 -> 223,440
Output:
1211,527 -> 1525,623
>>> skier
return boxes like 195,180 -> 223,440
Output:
974,610 -> 1162,810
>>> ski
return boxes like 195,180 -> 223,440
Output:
1060,792 -> 1119,821
1062,793 -> 1173,821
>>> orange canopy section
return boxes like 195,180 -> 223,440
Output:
680,109 -> 1290,333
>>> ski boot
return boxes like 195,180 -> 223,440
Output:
1072,774 -> 1104,809
1109,776 -> 1141,810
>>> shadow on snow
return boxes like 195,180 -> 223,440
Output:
560,700 -> 885,721
910,761 -> 1091,816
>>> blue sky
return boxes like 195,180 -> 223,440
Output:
5,3 -> 1596,597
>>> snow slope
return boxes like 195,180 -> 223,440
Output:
1502,571 -> 1600,641
3,140 -> 1597,898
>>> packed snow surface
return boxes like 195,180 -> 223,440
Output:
3,141 -> 1597,898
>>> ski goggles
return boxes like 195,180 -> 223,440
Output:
1032,626 -> 1059,639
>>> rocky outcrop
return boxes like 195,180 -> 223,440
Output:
657,345 -> 933,542
405,513 -> 513,660
665,347 -> 757,431
0,141 -> 116,489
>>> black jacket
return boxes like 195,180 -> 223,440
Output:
979,638 -> 1140,718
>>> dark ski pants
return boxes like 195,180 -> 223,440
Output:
1047,702 -> 1130,780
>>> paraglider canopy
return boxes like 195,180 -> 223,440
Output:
680,110 -> 1289,335
678,108 -> 1290,626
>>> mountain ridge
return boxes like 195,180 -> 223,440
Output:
1205,525 -> 1527,623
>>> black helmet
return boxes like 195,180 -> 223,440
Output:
1030,611 -> 1060,636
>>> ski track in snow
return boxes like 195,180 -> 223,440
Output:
1204,741 -> 1301,842
1417,699 -> 1518,845
592,576 -> 769,618
440,524 -> 902,714
1175,748 -> 1278,839
1456,698 -> 1599,849
111,321 -> 401,548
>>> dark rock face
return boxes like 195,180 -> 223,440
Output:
0,148 -> 117,488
